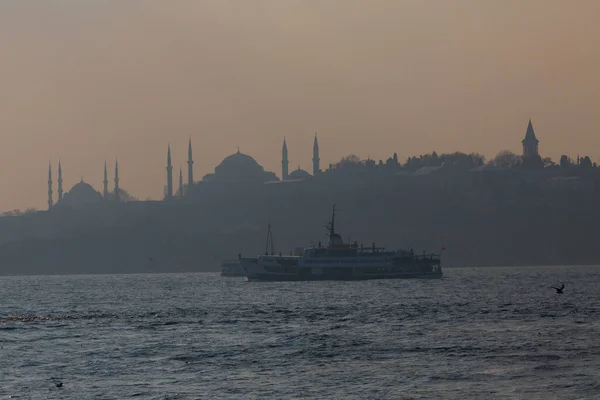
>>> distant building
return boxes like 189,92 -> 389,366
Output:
202,150 -> 279,184
282,138 -> 289,180
114,158 -> 120,201
289,167 -> 311,180
179,168 -> 184,199
57,160 -> 63,202
46,133 -> 324,206
103,161 -> 109,200
522,119 -> 539,158
188,138 -> 194,188
166,145 -> 173,200
522,119 -> 543,169
60,179 -> 104,206
313,134 -> 320,175
47,162 -> 53,210
165,140 -> 195,200
281,135 -> 320,180
46,160 -> 130,208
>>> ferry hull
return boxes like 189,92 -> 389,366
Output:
245,273 -> 442,282
221,269 -> 245,277
244,268 -> 442,282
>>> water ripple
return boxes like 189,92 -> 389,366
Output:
1,266 -> 599,399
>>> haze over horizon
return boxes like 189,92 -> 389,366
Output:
1,0 -> 599,211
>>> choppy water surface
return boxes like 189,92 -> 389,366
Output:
1,266 -> 600,399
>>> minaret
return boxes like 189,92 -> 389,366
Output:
114,158 -> 120,201
103,161 -> 109,199
187,138 -> 194,188
522,119 -> 539,158
166,145 -> 173,199
57,159 -> 63,202
47,161 -> 53,210
312,133 -> 320,175
179,167 -> 184,199
282,138 -> 289,180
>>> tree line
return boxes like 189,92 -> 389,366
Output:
335,150 -> 597,171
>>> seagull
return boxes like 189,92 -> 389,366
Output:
49,377 -> 63,388
550,283 -> 565,294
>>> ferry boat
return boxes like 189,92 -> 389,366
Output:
244,205 -> 443,281
220,259 -> 245,277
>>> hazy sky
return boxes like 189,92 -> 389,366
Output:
1,0 -> 599,211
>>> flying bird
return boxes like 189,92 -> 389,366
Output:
550,283 -> 565,294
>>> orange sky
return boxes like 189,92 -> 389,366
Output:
1,0 -> 599,211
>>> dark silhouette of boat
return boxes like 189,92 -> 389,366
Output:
244,205 -> 443,281
220,259 -> 245,277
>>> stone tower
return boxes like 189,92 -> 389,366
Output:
312,133 -> 320,175
522,119 -> 539,158
282,138 -> 289,180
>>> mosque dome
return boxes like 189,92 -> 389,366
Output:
204,150 -> 278,183
216,151 -> 263,174
289,167 -> 311,180
60,180 -> 104,206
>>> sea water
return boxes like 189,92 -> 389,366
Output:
1,266 -> 599,399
